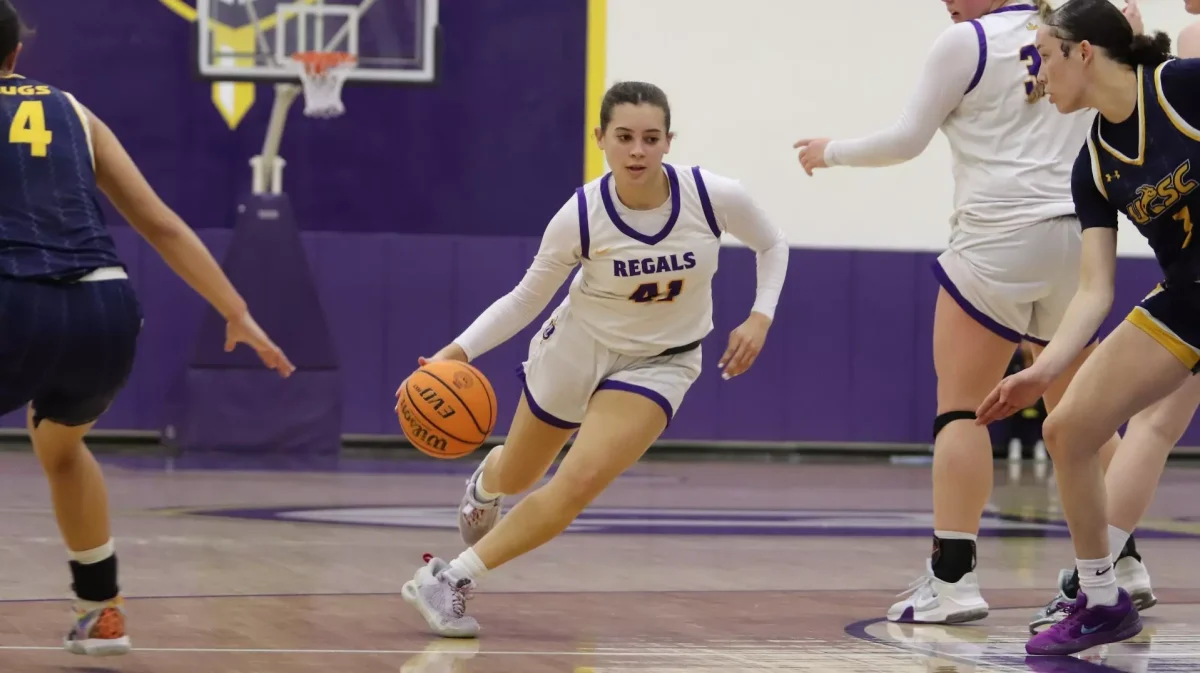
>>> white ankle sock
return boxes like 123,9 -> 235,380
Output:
444,547 -> 489,584
472,447 -> 504,502
473,478 -> 501,503
1108,525 -> 1131,560
68,539 -> 114,565
933,530 -> 978,542
1076,556 -> 1119,606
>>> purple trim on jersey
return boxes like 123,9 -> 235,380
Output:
989,4 -> 1037,13
965,20 -> 988,95
515,365 -> 581,429
930,260 -> 1023,343
690,166 -> 723,238
576,187 -> 590,259
595,379 -> 674,426
600,163 -> 682,246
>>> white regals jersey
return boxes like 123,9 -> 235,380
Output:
564,164 -> 724,356
452,164 -> 789,362
943,5 -> 1095,235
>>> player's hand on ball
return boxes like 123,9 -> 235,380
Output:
793,137 -> 831,176
417,343 -> 468,367
224,313 -> 295,377
720,312 -> 771,379
975,366 -> 1052,426
1123,0 -> 1144,36
396,343 -> 469,397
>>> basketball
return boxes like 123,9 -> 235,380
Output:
397,360 -> 497,459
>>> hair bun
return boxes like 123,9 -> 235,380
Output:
1128,30 -> 1173,67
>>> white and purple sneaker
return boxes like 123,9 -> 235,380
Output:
887,559 -> 989,624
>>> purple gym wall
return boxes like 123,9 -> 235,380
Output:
0,2 -> 1183,446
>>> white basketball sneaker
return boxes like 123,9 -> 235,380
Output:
1116,555 -> 1157,611
458,447 -> 503,546
1029,569 -> 1076,635
401,555 -> 480,638
887,560 -> 989,624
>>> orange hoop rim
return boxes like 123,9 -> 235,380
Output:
290,51 -> 357,76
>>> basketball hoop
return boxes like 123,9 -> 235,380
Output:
288,51 -> 357,118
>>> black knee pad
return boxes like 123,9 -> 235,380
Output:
934,410 -> 978,440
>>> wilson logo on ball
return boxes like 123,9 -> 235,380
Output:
398,396 -> 449,453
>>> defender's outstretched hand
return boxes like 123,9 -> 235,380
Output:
224,313 -> 295,377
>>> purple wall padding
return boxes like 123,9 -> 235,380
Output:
1,232 -> 1182,447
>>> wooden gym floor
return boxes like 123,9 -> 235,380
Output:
0,449 -> 1198,672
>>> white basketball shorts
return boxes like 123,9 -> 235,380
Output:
933,216 -> 1082,345
516,303 -> 703,429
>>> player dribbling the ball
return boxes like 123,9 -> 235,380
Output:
397,81 -> 790,637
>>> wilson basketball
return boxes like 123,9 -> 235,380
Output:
397,360 -> 497,459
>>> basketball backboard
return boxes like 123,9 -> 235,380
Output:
195,0 -> 439,84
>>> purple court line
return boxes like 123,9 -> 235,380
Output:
96,453 -> 669,480
165,504 -> 1200,540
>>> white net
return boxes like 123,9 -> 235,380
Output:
288,52 -> 357,118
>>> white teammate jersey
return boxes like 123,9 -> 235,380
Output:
942,5 -> 1094,234
824,3 -> 1095,236
453,164 -> 789,360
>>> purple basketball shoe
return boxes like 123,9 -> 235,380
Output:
1025,589 -> 1142,656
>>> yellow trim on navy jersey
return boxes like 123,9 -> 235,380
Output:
159,0 -> 199,21
0,73 -> 24,79
1086,133 -> 1108,200
1155,60 -> 1200,142
1097,65 -> 1146,166
1126,305 -> 1200,369
62,91 -> 95,170
583,0 -> 607,182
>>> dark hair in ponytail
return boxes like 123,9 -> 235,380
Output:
1047,0 -> 1173,68
0,0 -> 22,64
1127,31 -> 1174,67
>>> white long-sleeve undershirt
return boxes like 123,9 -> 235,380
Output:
824,21 -> 981,167
454,171 -> 789,361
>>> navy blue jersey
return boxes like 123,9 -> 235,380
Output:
1073,59 -> 1200,284
0,75 -> 122,281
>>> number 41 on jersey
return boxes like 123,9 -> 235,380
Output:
629,279 -> 684,303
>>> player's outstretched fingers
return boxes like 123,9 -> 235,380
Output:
263,344 -> 295,377
718,340 -> 741,379
725,337 -> 759,378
